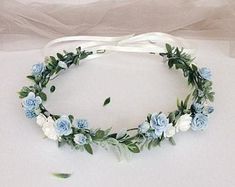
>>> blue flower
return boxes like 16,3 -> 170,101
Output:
138,122 -> 150,134
74,119 -> 88,129
145,131 -> 158,140
150,113 -> 169,137
191,113 -> 208,131
32,63 -> 44,76
74,133 -> 87,145
199,67 -> 212,81
55,116 -> 72,136
22,92 -> 42,111
203,106 -> 214,115
192,103 -> 204,113
24,109 -> 37,119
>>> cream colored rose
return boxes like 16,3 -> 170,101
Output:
36,113 -> 47,127
42,117 -> 58,141
175,114 -> 192,132
165,123 -> 176,137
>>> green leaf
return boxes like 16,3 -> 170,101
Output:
165,43 -> 172,53
73,55 -> 80,65
191,64 -> 198,71
168,60 -> 174,68
94,129 -> 105,140
52,173 -> 72,179
57,53 -> 64,61
18,91 -> 28,98
183,94 -> 191,109
127,143 -> 140,153
68,115 -> 74,123
169,137 -> 176,145
41,77 -> 50,87
27,75 -> 35,81
50,85 -> 56,93
106,138 -> 119,145
103,97 -> 111,106
38,92 -> 47,101
84,144 -> 93,154
50,56 -> 57,63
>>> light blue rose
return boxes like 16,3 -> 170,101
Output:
74,133 -> 87,145
74,119 -> 88,129
192,103 -> 204,113
198,67 -> 212,81
203,106 -> 214,115
24,109 -> 37,119
22,92 -> 42,111
145,131 -> 158,140
150,113 -> 169,137
32,63 -> 44,76
55,116 -> 72,136
138,122 -> 150,134
191,113 -> 208,131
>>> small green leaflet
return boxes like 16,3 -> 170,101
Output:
50,85 -> 56,93
84,144 -> 93,154
52,173 -> 72,179
169,137 -> 176,145
103,97 -> 111,106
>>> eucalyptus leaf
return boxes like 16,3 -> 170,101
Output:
50,85 -> 56,93
38,92 -> 47,101
52,173 -> 72,179
103,97 -> 111,106
127,144 -> 140,153
84,144 -> 93,154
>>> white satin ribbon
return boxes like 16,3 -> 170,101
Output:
43,32 -> 194,59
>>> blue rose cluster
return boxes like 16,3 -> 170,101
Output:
138,113 -> 170,139
54,116 -> 89,145
191,102 -> 214,131
22,92 -> 42,118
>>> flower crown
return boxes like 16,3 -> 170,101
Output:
18,44 -> 214,157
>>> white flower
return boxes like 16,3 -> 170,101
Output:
36,113 -> 47,127
165,123 -> 175,137
175,114 -> 192,132
42,117 -> 58,141
58,61 -> 67,69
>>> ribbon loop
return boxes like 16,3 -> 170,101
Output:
43,32 -> 194,59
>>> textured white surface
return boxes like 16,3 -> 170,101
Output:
0,39 -> 235,187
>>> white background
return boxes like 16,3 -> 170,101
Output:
0,39 -> 235,187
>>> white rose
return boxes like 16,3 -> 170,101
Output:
175,114 -> 192,132
36,113 -> 47,127
42,117 -> 58,141
58,61 -> 67,69
165,123 -> 176,137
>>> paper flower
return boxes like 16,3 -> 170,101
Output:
22,92 -> 42,111
74,119 -> 88,129
32,63 -> 44,76
74,134 -> 87,145
191,113 -> 208,131
175,114 -> 192,132
150,113 -> 170,136
55,116 -> 72,136
199,67 -> 212,81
